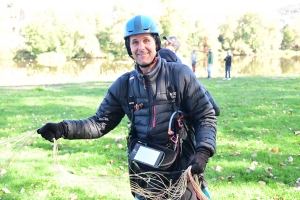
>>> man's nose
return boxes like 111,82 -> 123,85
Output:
138,42 -> 145,50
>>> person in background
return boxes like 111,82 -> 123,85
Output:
223,50 -> 232,80
163,35 -> 192,70
159,48 -> 220,117
37,15 -> 217,200
207,49 -> 213,78
191,50 -> 197,73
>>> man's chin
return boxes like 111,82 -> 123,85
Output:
138,64 -> 150,68
137,61 -> 151,68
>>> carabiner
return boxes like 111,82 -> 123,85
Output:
177,115 -> 184,129
170,135 -> 178,143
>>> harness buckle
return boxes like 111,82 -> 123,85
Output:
170,135 -> 178,143
134,103 -> 143,110
177,116 -> 184,129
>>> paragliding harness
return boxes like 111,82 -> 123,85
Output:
126,65 -> 200,198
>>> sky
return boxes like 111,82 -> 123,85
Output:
188,0 -> 299,14
186,0 -> 299,23
2,0 -> 299,23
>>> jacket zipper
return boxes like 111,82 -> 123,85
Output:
143,78 -> 146,89
152,105 -> 156,127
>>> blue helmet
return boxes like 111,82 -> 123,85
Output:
124,15 -> 161,58
124,15 -> 160,38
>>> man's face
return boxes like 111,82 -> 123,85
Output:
130,33 -> 157,66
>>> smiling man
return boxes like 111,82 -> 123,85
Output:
37,15 -> 217,200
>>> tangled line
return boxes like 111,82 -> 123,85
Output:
53,139 -> 209,200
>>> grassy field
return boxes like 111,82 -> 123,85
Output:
0,76 -> 300,200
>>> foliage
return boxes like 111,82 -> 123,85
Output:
282,17 -> 300,50
218,15 -> 240,51
159,0 -> 195,57
219,12 -> 283,54
13,49 -> 35,60
1,1 -> 300,61
95,0 -> 137,61
21,9 -> 101,59
0,76 -> 300,199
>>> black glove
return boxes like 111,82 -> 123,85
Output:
37,122 -> 67,142
187,148 -> 210,175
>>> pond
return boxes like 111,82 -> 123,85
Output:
0,55 -> 300,87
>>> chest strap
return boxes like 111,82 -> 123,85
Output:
133,100 -> 173,110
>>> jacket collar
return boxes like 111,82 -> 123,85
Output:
135,56 -> 164,84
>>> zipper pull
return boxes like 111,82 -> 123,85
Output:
143,78 -> 146,89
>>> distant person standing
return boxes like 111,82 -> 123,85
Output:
207,49 -> 213,78
163,35 -> 191,69
191,50 -> 197,73
223,50 -> 232,80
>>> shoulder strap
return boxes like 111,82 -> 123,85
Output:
128,65 -> 177,111
128,70 -> 136,119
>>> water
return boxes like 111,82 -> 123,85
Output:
1,56 -> 300,87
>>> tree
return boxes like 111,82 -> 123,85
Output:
95,0 -> 140,61
282,16 -> 300,50
218,15 -> 239,50
21,9 -> 101,58
219,12 -> 283,54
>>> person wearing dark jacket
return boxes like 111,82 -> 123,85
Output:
37,15 -> 217,200
223,50 -> 232,80
159,48 -> 220,116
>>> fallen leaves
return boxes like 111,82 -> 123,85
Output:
101,170 -> 108,175
251,152 -> 258,157
20,188 -> 25,193
258,181 -> 266,185
264,166 -> 274,178
273,147 -> 279,154
2,188 -> 11,194
287,156 -> 293,163
69,194 -> 78,200
296,178 -> 300,187
212,165 -> 223,172
246,161 -> 258,173
265,166 -> 272,173
282,109 -> 293,115
0,168 -> 7,176
231,150 -> 241,156
115,137 -> 124,142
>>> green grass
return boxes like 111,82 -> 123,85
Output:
0,77 -> 300,200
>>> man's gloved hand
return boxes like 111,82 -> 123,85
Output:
37,122 -> 67,142
187,148 -> 211,175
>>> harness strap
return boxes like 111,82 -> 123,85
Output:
133,100 -> 172,110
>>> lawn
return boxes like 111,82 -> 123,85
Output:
0,76 -> 299,200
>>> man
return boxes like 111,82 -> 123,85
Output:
223,50 -> 232,80
37,15 -> 217,200
207,49 -> 213,78
163,35 -> 192,70
191,49 -> 197,73
159,48 -> 220,116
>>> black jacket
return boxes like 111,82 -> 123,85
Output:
63,56 -> 217,156
224,55 -> 232,66
158,48 -> 220,116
